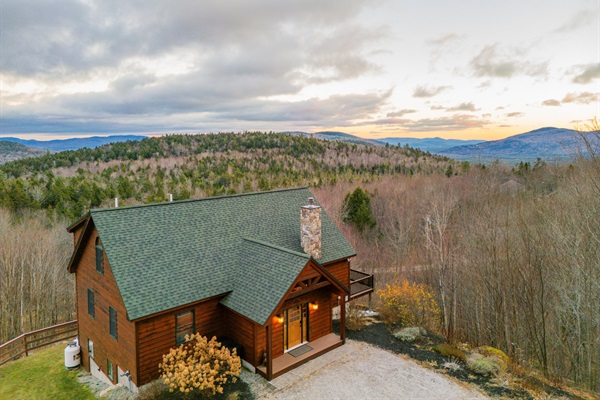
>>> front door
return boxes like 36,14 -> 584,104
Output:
284,303 -> 308,351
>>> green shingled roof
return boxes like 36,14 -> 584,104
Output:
88,187 -> 355,323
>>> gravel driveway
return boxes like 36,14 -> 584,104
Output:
243,339 -> 486,400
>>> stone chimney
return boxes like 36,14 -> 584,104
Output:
300,197 -> 322,259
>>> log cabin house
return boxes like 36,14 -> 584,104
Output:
66,187 -> 373,391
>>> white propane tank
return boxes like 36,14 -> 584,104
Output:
64,341 -> 81,370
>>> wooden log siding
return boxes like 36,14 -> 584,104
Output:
325,259 -> 350,288
325,259 -> 350,306
136,297 -> 225,385
222,307 -> 258,366
76,229 -> 137,385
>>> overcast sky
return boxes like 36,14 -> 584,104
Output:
1,0 -> 598,140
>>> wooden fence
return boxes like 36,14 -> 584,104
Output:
0,320 -> 78,367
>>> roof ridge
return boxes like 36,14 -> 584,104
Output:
89,186 -> 310,214
242,237 -> 310,259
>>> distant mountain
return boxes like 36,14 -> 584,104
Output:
0,141 -> 46,164
438,127 -> 590,163
378,137 -> 485,153
0,135 -> 146,151
284,131 -> 384,146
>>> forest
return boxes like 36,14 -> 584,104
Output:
0,132 -> 459,221
0,130 -> 597,392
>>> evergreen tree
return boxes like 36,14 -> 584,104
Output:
342,187 -> 376,232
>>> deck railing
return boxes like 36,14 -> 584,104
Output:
349,269 -> 374,299
0,320 -> 78,367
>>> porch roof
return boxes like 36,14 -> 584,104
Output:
220,239 -> 310,325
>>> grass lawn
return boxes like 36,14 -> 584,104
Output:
0,344 -> 94,400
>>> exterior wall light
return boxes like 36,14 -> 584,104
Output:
310,302 -> 318,311
276,315 -> 284,324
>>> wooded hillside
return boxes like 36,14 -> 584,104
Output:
0,132 -> 459,220
0,130 -> 597,393
314,131 -> 600,391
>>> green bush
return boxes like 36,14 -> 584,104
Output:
467,353 -> 502,376
475,346 -> 510,364
433,343 -> 467,361
393,326 -> 422,342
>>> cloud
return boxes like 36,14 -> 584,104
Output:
572,63 -> 600,84
561,92 -> 599,104
505,112 -> 524,118
405,115 -> 489,131
2,90 -> 393,133
470,44 -> 547,78
413,85 -> 450,98
370,117 -> 411,126
445,102 -> 479,112
427,33 -> 462,46
221,90 -> 393,124
376,114 -> 489,132
386,109 -> 416,117
1,0 -> 379,79
542,99 -> 561,106
554,9 -> 598,33
0,0 -> 391,134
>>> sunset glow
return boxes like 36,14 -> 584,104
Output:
1,0 -> 598,140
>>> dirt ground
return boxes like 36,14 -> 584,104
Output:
242,339 -> 487,400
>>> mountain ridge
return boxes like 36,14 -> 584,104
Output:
438,127 -> 591,163
377,137 -> 485,153
0,141 -> 46,164
0,135 -> 146,151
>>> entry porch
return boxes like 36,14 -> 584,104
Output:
256,333 -> 343,380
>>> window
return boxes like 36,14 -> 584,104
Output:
87,289 -> 95,318
87,338 -> 94,358
107,358 -> 114,382
175,310 -> 195,345
109,306 -> 118,340
95,236 -> 104,275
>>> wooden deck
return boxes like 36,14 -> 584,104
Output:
256,333 -> 343,379
349,269 -> 374,300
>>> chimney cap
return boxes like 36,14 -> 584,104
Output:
303,197 -> 320,209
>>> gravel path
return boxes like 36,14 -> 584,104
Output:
244,339 -> 487,400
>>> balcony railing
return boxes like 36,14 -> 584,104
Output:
349,269 -> 374,300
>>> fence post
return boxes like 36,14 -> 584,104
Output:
23,335 -> 28,357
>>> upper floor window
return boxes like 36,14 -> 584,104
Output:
109,306 -> 118,340
87,289 -> 95,319
95,236 -> 104,275
175,310 -> 195,345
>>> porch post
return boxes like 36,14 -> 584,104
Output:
340,295 -> 346,343
266,324 -> 273,380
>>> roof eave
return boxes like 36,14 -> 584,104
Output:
66,212 -> 90,233
66,216 -> 93,273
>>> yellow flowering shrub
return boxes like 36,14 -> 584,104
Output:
159,333 -> 242,396
378,279 -> 441,330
